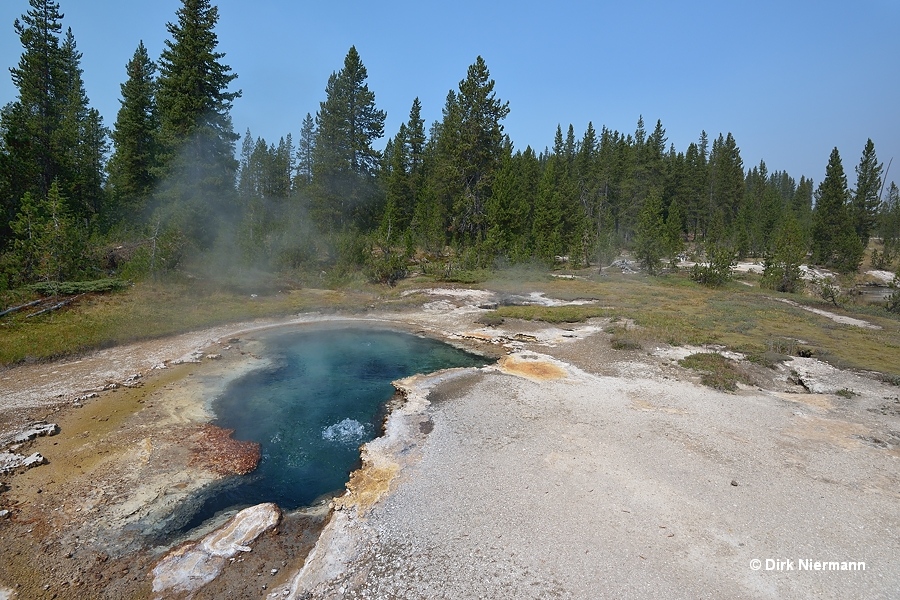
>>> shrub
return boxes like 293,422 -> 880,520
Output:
886,275 -> 900,314
690,251 -> 735,287
814,276 -> 844,307
366,249 -> 408,286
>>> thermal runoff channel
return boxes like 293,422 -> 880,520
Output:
191,327 -> 486,524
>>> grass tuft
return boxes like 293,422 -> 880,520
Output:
476,314 -> 505,327
679,352 -> 755,392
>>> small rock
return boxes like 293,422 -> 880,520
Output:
270,568 -> 278,575
731,480 -> 739,487
205,353 -> 222,360
11,422 -> 59,444
0,509 -> 10,518
0,451 -> 47,474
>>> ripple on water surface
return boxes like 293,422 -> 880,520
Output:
177,327 -> 486,533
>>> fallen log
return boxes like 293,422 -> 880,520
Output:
0,298 -> 45,318
25,294 -> 83,318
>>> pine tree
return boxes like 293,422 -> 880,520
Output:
811,147 -> 863,272
237,129 -> 257,200
708,132 -> 744,229
11,180 -> 84,284
312,46 -> 386,230
380,125 -> 412,240
877,182 -> 900,261
378,99 -> 427,239
851,138 -> 882,246
58,27 -> 108,217
107,41 -> 160,221
531,154 -> 564,260
156,0 -> 241,246
294,112 -> 315,191
683,133 -> 710,239
596,127 -> 627,238
406,98 -> 426,178
5,0 -> 66,204
403,98 -> 427,224
739,160 -> 783,257
634,188 -> 667,274
274,135 -> 294,199
74,107 -> 109,217
792,175 -> 814,232
446,56 -> 510,245
761,213 -> 807,293
485,146 -> 539,262
1,1 -> 107,248
665,197 -> 685,263
575,122 -> 602,262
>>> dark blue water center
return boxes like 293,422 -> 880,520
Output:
183,327 -> 486,530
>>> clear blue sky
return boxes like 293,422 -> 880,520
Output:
2,0 -> 898,190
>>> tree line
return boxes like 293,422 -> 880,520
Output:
2,0 -> 898,292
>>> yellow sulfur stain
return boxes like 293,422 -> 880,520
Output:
498,355 -> 566,382
339,462 -> 400,512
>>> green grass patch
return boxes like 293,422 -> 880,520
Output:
438,269 -> 490,284
679,352 -> 755,392
490,304 -> 610,323
24,278 -> 130,296
0,280 -> 377,366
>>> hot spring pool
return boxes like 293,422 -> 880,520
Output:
180,326 -> 487,531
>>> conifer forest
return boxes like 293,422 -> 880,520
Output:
2,0 -> 899,298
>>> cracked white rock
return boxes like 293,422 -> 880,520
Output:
151,502 -> 281,597
0,451 -> 47,474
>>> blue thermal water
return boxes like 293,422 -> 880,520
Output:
182,327 -> 486,529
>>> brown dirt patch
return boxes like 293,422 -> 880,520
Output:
188,424 -> 260,476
